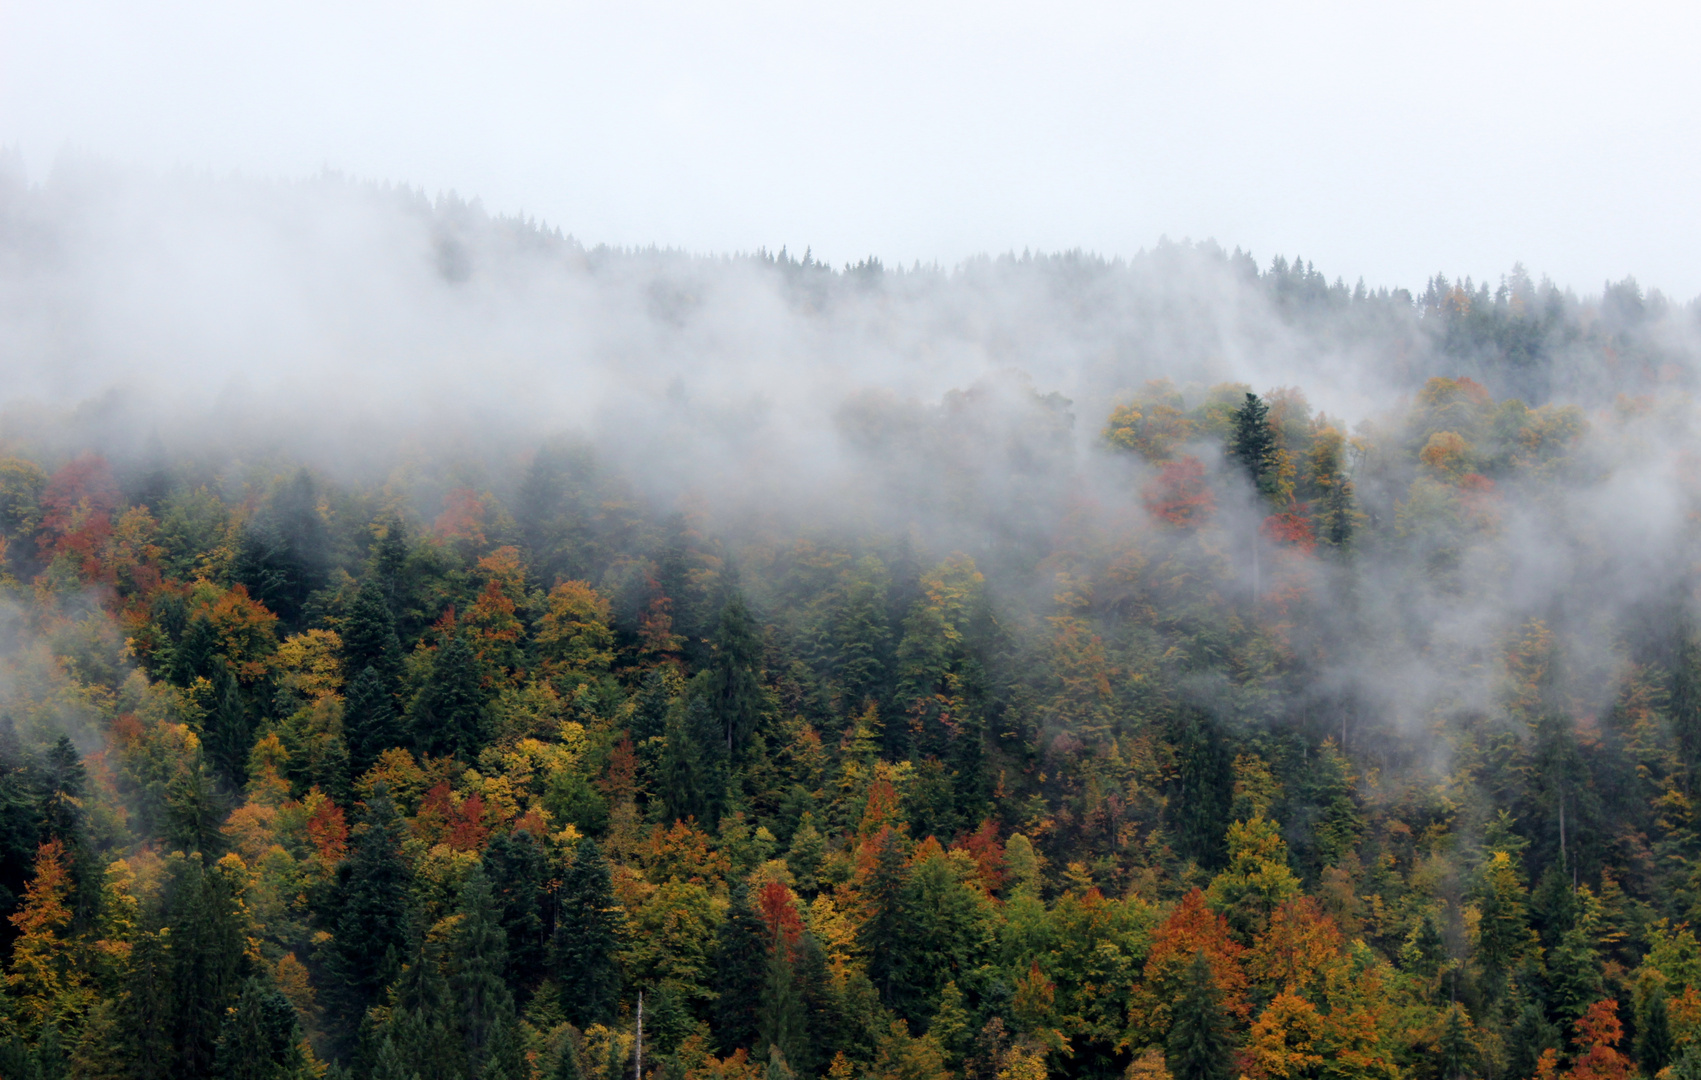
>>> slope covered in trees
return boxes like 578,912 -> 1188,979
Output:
3,169 -> 1701,1080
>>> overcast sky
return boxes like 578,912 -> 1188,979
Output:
3,0 -> 1698,297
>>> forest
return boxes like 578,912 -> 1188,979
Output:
1,170 -> 1701,1080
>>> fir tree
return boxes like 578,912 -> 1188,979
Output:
707,592 -> 764,756
325,789 -> 409,1043
344,666 -> 401,776
549,839 -> 622,1027
211,977 -> 311,1080
410,635 -> 489,759
1437,1003 -> 1476,1080
712,883 -> 767,1054
1166,952 -> 1232,1080
1636,981 -> 1675,1077
115,930 -> 176,1080
451,867 -> 516,1070
856,829 -> 910,1012
342,579 -> 403,691
1227,393 -> 1278,499
165,855 -> 250,1077
483,826 -> 550,998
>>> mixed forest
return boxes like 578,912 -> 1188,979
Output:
3,174 -> 1701,1080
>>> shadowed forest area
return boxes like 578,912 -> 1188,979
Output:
2,174 -> 1701,1080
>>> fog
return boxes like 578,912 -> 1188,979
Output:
2,159 -> 1699,776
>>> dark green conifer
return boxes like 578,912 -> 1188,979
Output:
342,579 -> 403,691
707,592 -> 764,756
451,867 -> 516,1069
712,882 -> 767,1054
1436,1003 -> 1475,1080
1166,952 -> 1232,1080
483,826 -> 549,998
856,829 -> 910,1012
165,855 -> 250,1077
1636,981 -> 1675,1077
325,789 -> 409,1042
410,635 -> 488,759
549,839 -> 622,1027
211,977 -> 311,1080
344,666 -> 401,775
1227,393 -> 1278,499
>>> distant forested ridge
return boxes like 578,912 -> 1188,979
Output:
3,170 -> 1701,1080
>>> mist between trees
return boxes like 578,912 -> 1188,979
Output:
0,162 -> 1699,1079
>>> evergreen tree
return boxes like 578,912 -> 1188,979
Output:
481,1014 -> 527,1080
115,930 -> 176,1080
855,829 -> 910,1012
551,1034 -> 584,1080
1166,952 -> 1232,1080
1227,393 -> 1278,499
661,695 -> 723,826
451,867 -> 516,1070
707,592 -> 764,756
325,790 -> 409,1044
31,1022 -> 68,1080
1636,981 -> 1675,1077
410,635 -> 489,759
1436,1003 -> 1475,1080
1170,711 -> 1234,870
204,666 -> 253,788
233,470 -> 332,629
342,579 -> 403,692
483,826 -> 550,999
758,928 -> 804,1069
1504,994 -> 1560,1080
794,932 -> 839,1075
164,855 -> 250,1078
548,839 -> 621,1027
344,666 -> 401,775
211,977 -> 311,1080
712,883 -> 767,1054
386,921 -> 462,1080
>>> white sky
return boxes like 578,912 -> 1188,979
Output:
3,0 -> 1699,297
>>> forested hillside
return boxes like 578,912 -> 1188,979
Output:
3,171 -> 1701,1080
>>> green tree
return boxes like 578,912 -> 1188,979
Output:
1166,951 -> 1232,1080
713,882 -> 767,1055
1436,1002 -> 1476,1080
342,579 -> 402,692
344,666 -> 401,775
164,855 -> 250,1078
1228,393 -> 1278,499
857,829 -> 911,1012
483,827 -> 549,998
707,592 -> 765,756
211,977 -> 312,1080
451,867 -> 517,1070
325,789 -> 409,1044
549,839 -> 622,1027
410,635 -> 489,759
1635,979 -> 1675,1077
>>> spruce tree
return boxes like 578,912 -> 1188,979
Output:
410,635 -> 488,759
342,579 -> 403,692
483,826 -> 549,999
548,839 -> 622,1027
115,930 -> 176,1080
451,867 -> 516,1070
707,592 -> 764,756
1166,952 -> 1232,1080
205,666 -> 253,788
1636,982 -> 1675,1077
1227,392 -> 1278,499
165,855 -> 250,1078
856,829 -> 910,1013
326,789 -> 409,1042
712,882 -> 767,1054
758,928 -> 804,1069
1436,1003 -> 1475,1080
344,666 -> 401,775
211,977 -> 311,1080
551,1034 -> 584,1080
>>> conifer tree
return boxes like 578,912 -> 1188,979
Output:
549,839 -> 621,1027
211,977 -> 311,1080
451,867 -> 516,1070
758,926 -> 804,1069
325,790 -> 409,1041
712,883 -> 767,1054
165,855 -> 249,1077
342,579 -> 403,692
114,930 -> 175,1080
1166,952 -> 1232,1080
707,592 -> 764,756
856,829 -> 910,1011
344,666 -> 401,776
205,666 -> 253,787
1436,1003 -> 1476,1080
1227,393 -> 1278,499
552,1033 -> 584,1080
483,827 -> 549,998
410,635 -> 488,759
1636,981 -> 1675,1077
